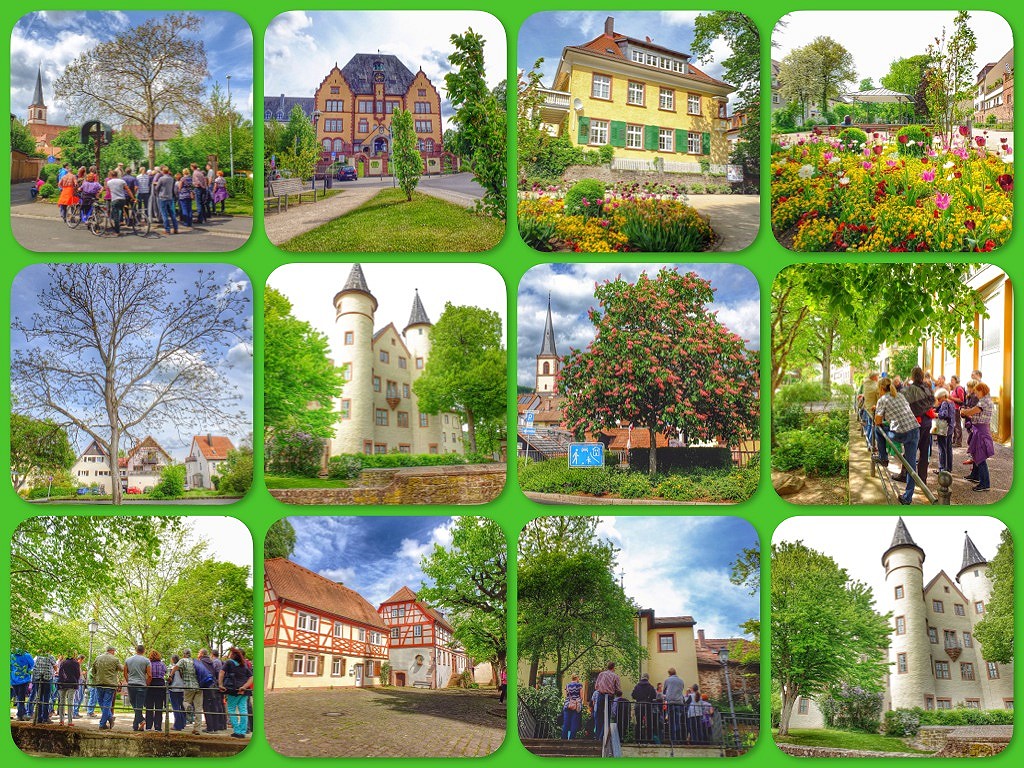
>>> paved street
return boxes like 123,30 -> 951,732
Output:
264,687 -> 505,757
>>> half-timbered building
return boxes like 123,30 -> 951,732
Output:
378,586 -> 470,688
264,557 -> 389,690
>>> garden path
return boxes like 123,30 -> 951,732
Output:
685,194 -> 759,252
264,187 -> 378,245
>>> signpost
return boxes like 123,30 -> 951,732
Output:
521,411 -> 536,435
568,442 -> 604,468
79,120 -> 112,176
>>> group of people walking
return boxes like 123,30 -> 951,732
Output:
560,662 -> 716,746
859,366 -> 996,503
44,161 -> 230,236
11,645 -> 253,738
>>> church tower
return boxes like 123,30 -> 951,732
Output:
332,264 -> 377,456
883,517 -> 932,710
403,290 -> 434,454
27,66 -> 47,125
536,295 -> 559,394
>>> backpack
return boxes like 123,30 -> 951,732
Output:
222,659 -> 251,691
194,658 -> 215,688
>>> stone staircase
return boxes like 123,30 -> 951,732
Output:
522,738 -> 603,758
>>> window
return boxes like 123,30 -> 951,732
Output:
943,629 -> 958,647
589,119 -> 609,145
718,103 -> 727,118
397,411 -> 409,428
987,662 -> 1000,679
331,657 -> 344,676
357,100 -> 373,113
659,88 -> 674,110
358,118 -> 369,133
772,93 -> 780,104
798,698 -> 809,714
591,74 -> 611,100
414,120 -> 433,133
391,627 -> 399,639
925,696 -> 935,711
363,441 -> 373,455
340,399 -> 351,419
895,616 -> 906,635
936,698 -> 953,710
688,94 -> 702,115
963,631 -> 973,648
323,119 -> 343,132
398,357 -> 407,369
975,601 -> 985,614
413,625 -> 423,637
385,100 -> 399,113
428,444 -> 438,454
357,627 -> 365,641
627,81 -> 645,105
330,86 -> 340,94
419,413 -> 429,427
333,621 -> 343,637
965,699 -> 981,709
292,654 -> 318,675
444,415 -> 449,425
954,603 -> 965,616
928,627 -> 938,643
897,653 -> 908,673
373,376 -> 381,393
658,128 -> 673,152
380,350 -> 390,363
297,611 -> 319,632
325,99 -> 343,112
961,662 -> 975,680
658,634 -> 675,652
344,331 -> 354,345
403,384 -> 410,398
398,444 -> 411,454
414,102 -> 431,113
386,381 -> 398,399
416,357 -> 424,369
418,89 -> 426,97
894,585 -> 904,599
617,123 -> 641,149
932,600 -> 944,613
375,409 -> 388,426
935,661 -> 951,679
687,131 -> 702,154
1005,700 -> 1014,710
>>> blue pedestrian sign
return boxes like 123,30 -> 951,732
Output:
522,411 -> 536,435
568,442 -> 604,468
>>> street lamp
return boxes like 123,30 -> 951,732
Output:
87,620 -> 99,677
716,647 -> 742,752
225,74 -> 234,177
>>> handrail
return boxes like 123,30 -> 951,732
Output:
855,402 -> 947,505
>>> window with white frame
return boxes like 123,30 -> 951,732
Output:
297,611 -> 319,632
627,81 -> 645,105
357,627 -> 366,641
414,625 -> 423,637
625,125 -> 643,149
687,131 -> 702,154
591,74 -> 611,100
688,94 -> 701,115
659,88 -> 674,110
332,657 -> 343,676
589,119 -> 609,145
333,621 -> 343,637
658,128 -> 673,151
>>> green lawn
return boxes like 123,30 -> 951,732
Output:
774,728 -> 932,754
280,188 -> 505,252
264,475 -> 350,489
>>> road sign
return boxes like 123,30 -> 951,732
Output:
568,442 -> 604,468
522,411 -> 536,435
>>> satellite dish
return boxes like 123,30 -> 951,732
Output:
573,98 -> 584,112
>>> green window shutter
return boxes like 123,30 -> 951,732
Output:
610,121 -> 627,148
577,116 -> 590,144
701,131 -> 711,155
643,124 -> 659,151
675,129 -> 687,153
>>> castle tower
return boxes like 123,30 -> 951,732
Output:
536,295 -> 559,394
883,517 -> 933,710
403,290 -> 434,454
955,532 -> 1009,709
27,66 -> 47,125
332,264 -> 378,455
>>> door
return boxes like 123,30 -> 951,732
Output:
354,663 -> 363,687
395,672 -> 406,687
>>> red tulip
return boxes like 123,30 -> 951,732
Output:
959,126 -> 971,137
898,134 -> 909,144
997,174 -> 1013,192
965,220 -> 976,231
872,145 -> 884,155
975,136 -> 986,147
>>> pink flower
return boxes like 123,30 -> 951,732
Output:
862,161 -> 873,171
823,150 -> 834,162
975,135 -> 986,147
921,169 -> 936,182
935,193 -> 951,211
886,159 -> 897,168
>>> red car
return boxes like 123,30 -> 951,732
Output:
126,486 -> 143,495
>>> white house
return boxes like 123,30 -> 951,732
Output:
71,436 -> 172,493
185,434 -> 236,490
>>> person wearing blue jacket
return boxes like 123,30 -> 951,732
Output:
10,650 -> 34,721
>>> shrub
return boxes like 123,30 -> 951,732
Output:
26,484 -> 78,499
39,182 -> 57,199
518,684 -> 566,737
327,454 -> 363,480
518,211 -> 558,251
652,464 -> 758,502
774,381 -> 828,408
613,472 -> 652,499
563,178 -> 606,219
149,464 -> 186,500
462,451 -> 495,464
225,175 -> 253,198
884,709 -> 920,737
772,404 -> 808,436
217,448 -> 254,495
773,429 -> 847,476
618,198 -> 713,252
378,662 -> 392,686
985,113 -> 998,126
837,127 -> 867,150
819,685 -> 884,733
266,430 -> 325,477
895,125 -> 928,157
917,707 -> 1014,727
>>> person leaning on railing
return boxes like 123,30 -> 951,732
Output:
874,377 -> 920,506
218,648 -> 254,739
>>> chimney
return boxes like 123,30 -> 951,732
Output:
604,16 -> 614,36
697,629 -> 706,645
207,433 -> 213,446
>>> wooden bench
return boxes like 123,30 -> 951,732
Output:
266,178 -> 318,212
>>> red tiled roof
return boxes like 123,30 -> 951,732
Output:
381,586 -> 418,604
192,435 -> 235,461
695,636 -> 759,666
579,33 -> 627,59
127,435 -> 171,462
380,585 -> 453,632
28,123 -> 68,141
265,558 -> 387,630
121,123 -> 181,142
592,428 -> 670,451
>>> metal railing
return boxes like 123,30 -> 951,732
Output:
856,405 -> 949,505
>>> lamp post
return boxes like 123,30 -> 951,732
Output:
225,74 -> 234,177
311,109 -> 322,191
717,647 -> 742,752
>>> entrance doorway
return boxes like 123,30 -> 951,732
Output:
395,672 -> 406,687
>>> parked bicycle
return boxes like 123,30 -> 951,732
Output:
88,200 -> 150,237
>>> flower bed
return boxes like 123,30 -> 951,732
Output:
771,128 -> 1013,252
518,181 -> 716,253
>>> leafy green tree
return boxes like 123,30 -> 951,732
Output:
418,517 -> 506,672
561,268 -> 760,474
264,286 -> 345,439
881,55 -> 932,121
51,128 -> 145,174
217,445 -> 254,496
166,560 -> 254,652
413,303 -> 506,454
10,414 -> 76,492
516,57 -> 548,187
778,47 -> 819,123
925,11 -> 977,146
771,541 -> 892,736
390,109 -> 422,201
445,28 -> 506,218
264,519 -> 297,560
780,37 -> 856,120
11,119 -> 38,155
276,104 -> 319,180
730,544 -> 761,637
691,12 -> 761,183
974,528 -> 1013,664
150,464 -> 186,500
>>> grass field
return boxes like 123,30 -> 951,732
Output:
280,189 -> 504,252
774,728 -> 932,754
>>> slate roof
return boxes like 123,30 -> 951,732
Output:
406,290 -> 431,329
343,263 -> 371,293
882,516 -> 926,566
960,532 -> 988,574
341,53 -> 417,96
265,558 -> 387,630
264,94 -> 316,121
539,296 -> 558,356
190,435 -> 235,462
31,66 -> 45,107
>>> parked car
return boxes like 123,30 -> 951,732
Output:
76,487 -> 89,496
336,165 -> 358,181
89,486 -> 103,495
126,486 -> 142,495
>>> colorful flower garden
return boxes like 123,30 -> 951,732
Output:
518,179 -> 720,253
771,126 -> 1013,252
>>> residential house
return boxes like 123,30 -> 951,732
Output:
378,586 -> 471,688
71,436 -> 172,493
185,434 -> 236,490
263,557 -> 389,690
974,49 -> 1013,125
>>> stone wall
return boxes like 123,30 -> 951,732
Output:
776,744 -> 925,758
921,725 -> 1011,757
562,165 -> 730,188
12,723 -> 246,757
270,464 -> 506,506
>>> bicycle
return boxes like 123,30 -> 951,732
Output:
123,201 -> 151,237
64,201 -> 83,229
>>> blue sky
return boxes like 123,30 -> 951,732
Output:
518,11 -> 738,94
10,264 -> 253,461
11,11 -> 254,124
517,263 -> 760,387
596,516 -> 759,638
287,516 -> 459,608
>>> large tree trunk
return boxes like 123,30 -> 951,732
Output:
464,405 -> 477,453
528,654 -> 539,688
779,684 -> 800,736
647,426 -> 658,474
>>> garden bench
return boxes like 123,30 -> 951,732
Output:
267,178 -> 317,212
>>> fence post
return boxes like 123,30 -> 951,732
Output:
936,470 -> 953,505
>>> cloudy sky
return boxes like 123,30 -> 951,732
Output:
11,264 -> 254,461
518,11 -> 743,97
190,516 -> 254,570
595,516 -> 759,639
517,263 -> 760,388
11,12 -> 254,125
268,263 -> 508,367
287,516 -> 461,607
773,516 -> 1009,611
265,11 -> 506,130
773,11 -> 1012,90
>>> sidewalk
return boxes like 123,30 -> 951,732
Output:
264,188 -> 378,245
685,194 -> 759,253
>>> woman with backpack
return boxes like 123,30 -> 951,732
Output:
176,169 -> 195,228
561,674 -> 584,740
218,648 -> 253,739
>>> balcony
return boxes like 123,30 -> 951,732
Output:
536,88 -> 572,126
944,636 -> 962,661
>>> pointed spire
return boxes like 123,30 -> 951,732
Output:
960,532 -> 987,573
342,263 -> 371,293
890,516 -> 917,549
31,65 -> 45,107
539,293 -> 557,356
405,289 -> 431,329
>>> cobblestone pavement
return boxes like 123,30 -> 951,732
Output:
264,687 -> 506,757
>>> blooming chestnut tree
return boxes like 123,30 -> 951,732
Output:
560,268 -> 760,474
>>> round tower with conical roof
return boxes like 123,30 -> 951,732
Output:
332,264 -> 378,455
536,294 -> 559,394
883,517 -> 933,710
403,289 -> 435,454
